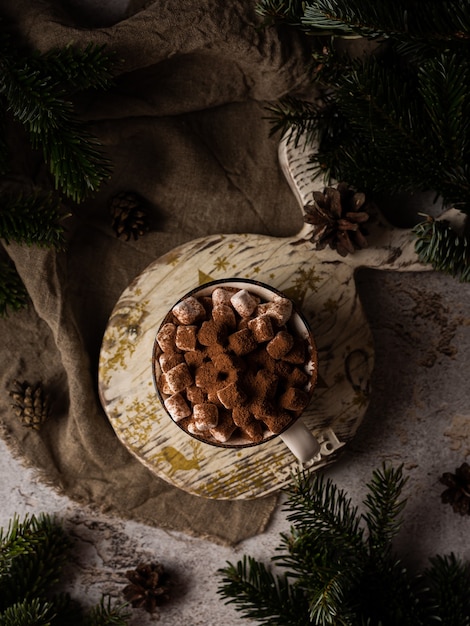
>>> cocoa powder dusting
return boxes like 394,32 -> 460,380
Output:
155,286 -> 316,445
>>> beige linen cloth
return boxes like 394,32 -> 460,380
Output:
0,0 -> 313,544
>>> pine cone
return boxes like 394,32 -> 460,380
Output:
10,380 -> 49,430
123,562 -> 171,614
109,191 -> 150,241
440,462 -> 470,515
303,182 -> 371,256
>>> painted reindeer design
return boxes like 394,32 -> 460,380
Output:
153,440 -> 204,477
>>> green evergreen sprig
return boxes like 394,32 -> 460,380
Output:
257,0 -> 470,276
0,257 -> 28,316
218,465 -> 470,625
269,51 -> 470,212
413,216 -> 470,282
0,20 -> 114,203
257,0 -> 470,40
0,193 -> 67,248
0,597 -> 57,626
0,513 -> 70,611
0,51 -> 111,203
0,514 -> 130,626
255,0 -> 309,29
0,16 -> 116,315
84,597 -> 130,626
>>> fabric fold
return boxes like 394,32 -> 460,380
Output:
0,0 -> 313,544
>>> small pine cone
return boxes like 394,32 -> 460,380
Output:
123,562 -> 171,614
440,462 -> 470,515
303,182 -> 371,256
109,191 -> 150,241
10,380 -> 49,430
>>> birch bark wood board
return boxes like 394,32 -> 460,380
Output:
98,137 -> 448,500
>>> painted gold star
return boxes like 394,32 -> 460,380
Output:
213,256 -> 230,271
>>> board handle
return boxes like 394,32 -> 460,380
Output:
278,135 -> 463,273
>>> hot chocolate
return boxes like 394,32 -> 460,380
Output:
154,284 -> 315,446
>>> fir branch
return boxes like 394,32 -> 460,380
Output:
265,96 -> 323,147
0,597 -> 56,626
0,28 -> 113,202
0,514 -> 131,626
0,257 -> 28,316
218,465 -> 470,624
301,0 -> 470,41
363,463 -> 407,555
417,53 -> 470,192
83,597 -> 130,626
0,192 -> 67,248
302,2 -> 361,36
413,216 -> 470,281
218,555 -> 310,626
424,553 -> 470,626
255,0 -> 308,28
0,514 -> 38,578
0,514 -> 70,611
305,53 -> 470,211
34,44 -> 115,93
283,470 -> 364,551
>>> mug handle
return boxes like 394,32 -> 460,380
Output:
279,418 -> 321,464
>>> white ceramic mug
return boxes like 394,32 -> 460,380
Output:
153,278 -> 321,465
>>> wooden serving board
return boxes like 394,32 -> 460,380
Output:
98,137 -> 447,500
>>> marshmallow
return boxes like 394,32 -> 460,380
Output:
282,338 -> 307,364
263,410 -> 293,434
193,403 -> 219,430
172,296 -> 205,324
195,362 -> 218,391
228,328 -> 257,356
248,314 -> 275,342
165,362 -> 193,394
157,372 -> 172,396
240,420 -> 264,443
186,385 -> 206,405
266,331 -> 294,359
198,320 -> 226,347
279,387 -> 310,412
212,287 -> 234,307
175,325 -> 198,351
217,381 -> 247,409
210,411 -> 237,442
158,352 -> 184,372
288,367 -> 309,388
232,406 -> 252,427
184,349 -> 206,369
212,304 -> 237,329
156,323 -> 178,352
164,393 -> 191,421
230,289 -> 258,317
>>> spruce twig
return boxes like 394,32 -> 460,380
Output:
218,464 -> 470,624
0,513 -> 71,611
0,514 -> 130,625
257,0 -> 470,275
84,597 -> 130,626
0,18 -> 115,313
413,216 -> 470,281
0,27 -> 114,203
0,257 -> 28,316
0,597 -> 57,626
0,193 -> 67,248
